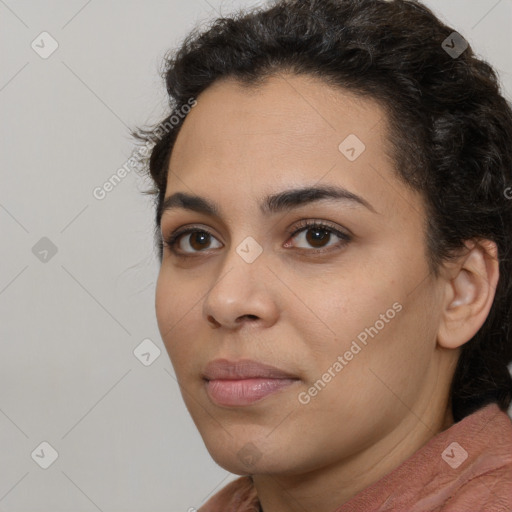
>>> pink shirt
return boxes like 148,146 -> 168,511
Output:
198,403 -> 512,511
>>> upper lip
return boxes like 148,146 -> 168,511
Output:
202,359 -> 299,380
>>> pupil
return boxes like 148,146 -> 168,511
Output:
191,232 -> 210,250
306,228 -> 329,247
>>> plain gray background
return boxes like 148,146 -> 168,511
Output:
1,1 -> 511,510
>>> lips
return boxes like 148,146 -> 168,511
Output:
202,359 -> 300,407
203,359 -> 298,380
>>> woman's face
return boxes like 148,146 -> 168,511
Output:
155,74 -> 453,477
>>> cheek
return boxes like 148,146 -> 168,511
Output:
296,271 -> 397,356
155,269 -> 201,366
155,270 -> 174,338
330,289 -> 437,405
297,301 -> 431,436
298,264 -> 433,386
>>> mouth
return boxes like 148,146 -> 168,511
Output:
202,358 -> 300,407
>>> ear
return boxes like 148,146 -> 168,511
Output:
437,239 -> 499,350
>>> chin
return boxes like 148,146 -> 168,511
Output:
209,452 -> 285,477
201,431 -> 298,476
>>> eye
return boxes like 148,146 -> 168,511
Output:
163,220 -> 351,258
163,227 -> 222,255
284,220 -> 351,252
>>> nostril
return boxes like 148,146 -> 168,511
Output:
239,314 -> 259,321
207,315 -> 221,327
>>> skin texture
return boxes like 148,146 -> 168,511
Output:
155,73 -> 499,512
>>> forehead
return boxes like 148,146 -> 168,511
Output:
169,73 -> 386,176
165,73 -> 421,225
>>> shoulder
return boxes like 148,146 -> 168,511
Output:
442,406 -> 512,510
439,461 -> 512,511
339,404 -> 512,511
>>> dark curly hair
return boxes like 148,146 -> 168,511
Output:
132,0 -> 512,423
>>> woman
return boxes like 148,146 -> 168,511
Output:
133,0 -> 512,510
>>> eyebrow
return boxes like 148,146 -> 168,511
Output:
160,184 -> 377,219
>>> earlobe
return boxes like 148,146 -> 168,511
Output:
437,239 -> 499,350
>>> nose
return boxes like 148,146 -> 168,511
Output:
202,246 -> 279,330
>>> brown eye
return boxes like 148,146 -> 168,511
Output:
287,221 -> 350,251
164,228 -> 222,254
188,231 -> 212,251
305,227 -> 332,248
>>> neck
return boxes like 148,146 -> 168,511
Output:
253,398 -> 453,512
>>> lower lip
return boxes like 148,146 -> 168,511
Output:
205,378 -> 298,407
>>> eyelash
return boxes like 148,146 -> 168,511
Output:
163,220 -> 351,257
